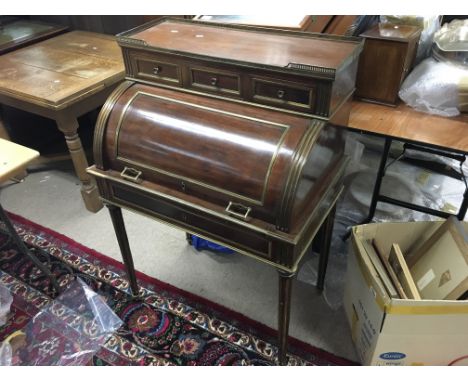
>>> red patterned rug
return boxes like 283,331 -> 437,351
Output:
0,212 -> 355,366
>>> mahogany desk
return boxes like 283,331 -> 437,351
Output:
0,31 -> 125,212
347,100 -> 468,222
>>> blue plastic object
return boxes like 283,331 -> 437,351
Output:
190,235 -> 234,254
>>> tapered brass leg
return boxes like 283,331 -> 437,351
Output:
107,204 -> 139,296
278,270 -> 294,365
317,204 -> 337,291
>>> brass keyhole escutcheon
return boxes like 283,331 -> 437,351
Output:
210,77 -> 218,86
153,66 -> 161,75
277,90 -> 285,99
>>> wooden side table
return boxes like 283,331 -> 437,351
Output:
0,31 -> 125,212
0,138 -> 60,293
348,100 -> 468,223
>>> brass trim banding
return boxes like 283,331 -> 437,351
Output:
277,119 -> 325,230
93,80 -> 134,168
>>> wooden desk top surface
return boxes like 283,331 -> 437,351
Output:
0,31 -> 125,110
128,19 -> 360,71
0,138 -> 39,183
348,101 -> 468,153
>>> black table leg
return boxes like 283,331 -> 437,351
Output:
278,270 -> 294,365
0,202 -> 60,294
362,137 -> 393,224
457,187 -> 468,221
107,204 -> 139,296
317,204 -> 337,291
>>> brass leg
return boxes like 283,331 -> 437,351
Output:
278,270 -> 294,366
317,204 -> 337,291
107,204 -> 139,296
56,116 -> 103,213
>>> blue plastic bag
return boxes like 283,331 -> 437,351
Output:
189,235 -> 234,254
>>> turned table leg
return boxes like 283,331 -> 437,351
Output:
56,116 -> 103,213
107,204 -> 140,296
278,270 -> 294,365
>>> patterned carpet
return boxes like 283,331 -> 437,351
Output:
0,212 -> 355,366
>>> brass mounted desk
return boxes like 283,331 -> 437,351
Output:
0,31 -> 125,212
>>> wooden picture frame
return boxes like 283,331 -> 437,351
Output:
408,217 -> 468,300
372,239 -> 408,299
388,243 -> 421,300
361,239 -> 399,298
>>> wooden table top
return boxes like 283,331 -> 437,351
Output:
0,138 -> 39,183
0,31 -> 125,110
348,100 -> 468,154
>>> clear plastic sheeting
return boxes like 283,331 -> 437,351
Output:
433,19 -> 468,66
0,283 -> 12,326
399,57 -> 468,116
380,15 -> 441,64
298,136 -> 467,310
0,277 -> 122,366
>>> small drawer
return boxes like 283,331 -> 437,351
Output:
110,183 -> 272,260
133,55 -> 182,85
189,67 -> 240,95
252,78 -> 315,110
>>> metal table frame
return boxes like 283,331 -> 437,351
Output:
349,131 -> 468,225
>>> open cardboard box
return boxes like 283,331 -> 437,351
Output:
344,220 -> 468,366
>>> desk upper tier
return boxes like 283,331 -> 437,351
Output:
348,101 -> 468,154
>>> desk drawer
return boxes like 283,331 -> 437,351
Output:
110,183 -> 272,260
189,66 -> 241,95
130,53 -> 182,85
251,78 -> 315,111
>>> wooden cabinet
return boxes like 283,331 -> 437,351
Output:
355,23 -> 422,106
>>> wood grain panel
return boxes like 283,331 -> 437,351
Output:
348,100 -> 468,153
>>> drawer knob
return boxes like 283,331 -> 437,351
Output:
153,66 -> 161,75
277,90 -> 285,99
210,77 -> 218,86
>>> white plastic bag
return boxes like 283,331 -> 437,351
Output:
399,57 -> 468,116
380,15 -> 441,64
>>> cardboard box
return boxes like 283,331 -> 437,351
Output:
344,221 -> 468,366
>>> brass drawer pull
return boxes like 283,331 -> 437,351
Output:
120,167 -> 143,184
153,66 -> 161,75
210,77 -> 218,86
277,90 -> 285,99
225,201 -> 251,221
